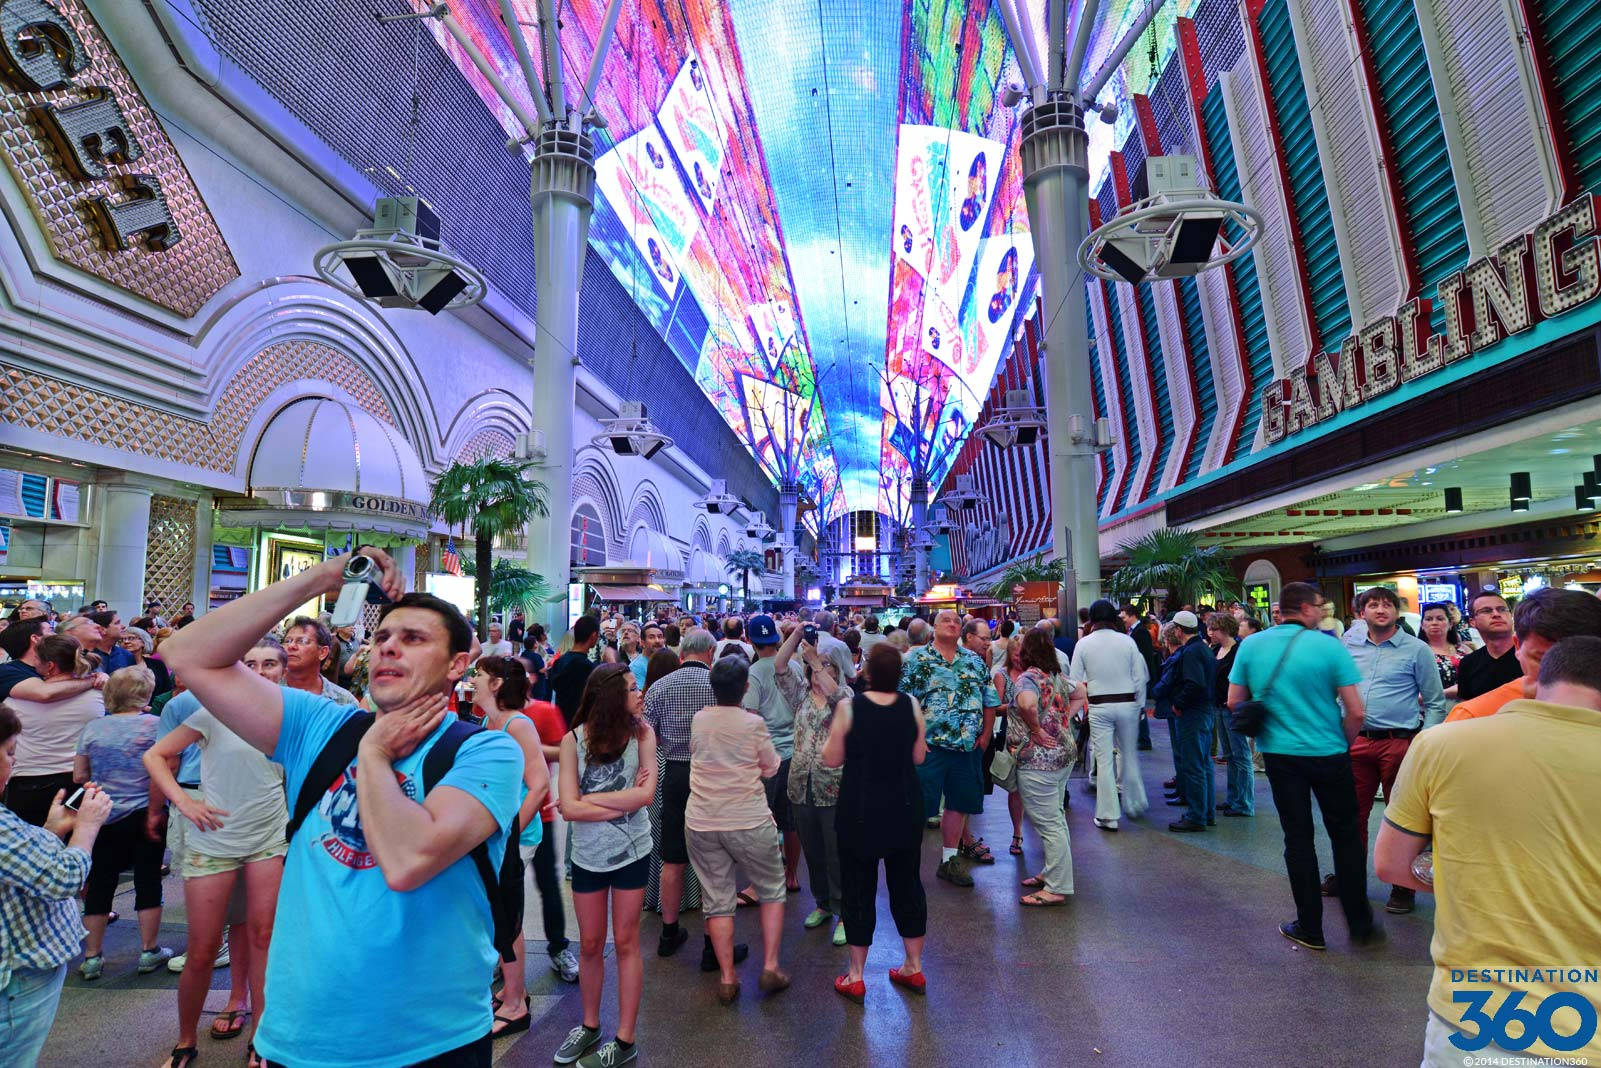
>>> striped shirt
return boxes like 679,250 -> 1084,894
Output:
0,807 -> 91,989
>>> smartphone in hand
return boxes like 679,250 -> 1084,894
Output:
64,786 -> 86,811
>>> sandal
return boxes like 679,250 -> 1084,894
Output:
247,1042 -> 262,1068
164,1047 -> 198,1068
211,1009 -> 249,1040
1020,890 -> 1070,907
1020,875 -> 1045,889
491,1009 -> 531,1038
735,890 -> 759,908
1009,835 -> 1023,856
960,838 -> 995,864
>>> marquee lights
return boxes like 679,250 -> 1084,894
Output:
1262,195 -> 1601,444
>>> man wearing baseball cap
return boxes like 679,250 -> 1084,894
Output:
742,616 -> 806,891
1166,610 -> 1218,833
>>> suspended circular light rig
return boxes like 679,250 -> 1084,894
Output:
941,473 -> 982,511
314,197 -> 487,315
744,511 -> 776,541
1078,156 -> 1262,287
979,389 -> 1048,449
594,401 -> 673,460
693,478 -> 743,515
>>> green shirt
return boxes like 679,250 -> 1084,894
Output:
1228,624 -> 1359,757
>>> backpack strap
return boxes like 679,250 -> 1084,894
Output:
286,711 -> 374,843
422,718 -> 521,963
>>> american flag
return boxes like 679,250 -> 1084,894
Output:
441,537 -> 464,576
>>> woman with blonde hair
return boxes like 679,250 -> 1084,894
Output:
75,665 -> 173,979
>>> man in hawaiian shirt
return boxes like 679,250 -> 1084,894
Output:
900,610 -> 1001,886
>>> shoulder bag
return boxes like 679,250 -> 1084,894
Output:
1228,629 -> 1306,738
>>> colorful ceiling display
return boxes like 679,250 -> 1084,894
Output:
427,0 -> 1173,523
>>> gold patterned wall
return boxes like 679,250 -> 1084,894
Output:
455,427 -> 514,464
143,494 -> 196,611
0,339 -> 398,473
0,0 -> 237,315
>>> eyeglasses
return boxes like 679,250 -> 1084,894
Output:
1473,606 -> 1510,617
281,637 -> 321,647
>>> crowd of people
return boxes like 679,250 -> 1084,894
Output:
1,559 -> 1597,1067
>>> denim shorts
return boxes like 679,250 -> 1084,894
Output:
570,854 -> 650,894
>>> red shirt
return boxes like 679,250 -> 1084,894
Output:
525,700 -> 566,822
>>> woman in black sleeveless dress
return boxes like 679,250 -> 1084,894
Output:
823,643 -> 929,1002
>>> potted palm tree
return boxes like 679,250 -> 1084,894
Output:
428,457 -> 549,638
1107,528 -> 1237,612
989,555 -> 1067,600
723,548 -> 767,610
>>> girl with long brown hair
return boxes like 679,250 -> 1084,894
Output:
553,664 -> 656,1068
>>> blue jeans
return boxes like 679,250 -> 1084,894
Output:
1222,721 -> 1255,814
1173,709 -> 1216,825
1,963 -> 67,1068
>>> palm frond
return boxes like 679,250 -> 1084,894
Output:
1107,528 -> 1237,608
989,555 -> 1067,600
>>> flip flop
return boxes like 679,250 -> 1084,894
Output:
736,890 -> 760,908
1020,875 -> 1045,889
211,1008 -> 250,1040
491,1010 -> 531,1038
1019,891 -> 1069,907
1009,835 -> 1023,856
164,1047 -> 198,1068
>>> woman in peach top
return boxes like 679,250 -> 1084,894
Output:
685,657 -> 788,1005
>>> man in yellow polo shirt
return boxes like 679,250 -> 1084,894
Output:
1375,635 -> 1601,1065
1444,588 -> 1601,722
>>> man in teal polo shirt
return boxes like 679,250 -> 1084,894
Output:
1228,581 -> 1376,952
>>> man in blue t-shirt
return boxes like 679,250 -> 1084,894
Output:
161,549 -> 523,1068
1227,581 -> 1376,953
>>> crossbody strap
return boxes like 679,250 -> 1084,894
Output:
1256,629 -> 1308,705
286,711 -> 375,842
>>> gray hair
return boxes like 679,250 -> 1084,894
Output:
122,625 -> 153,654
907,618 -> 932,645
813,610 -> 836,631
679,627 -> 716,656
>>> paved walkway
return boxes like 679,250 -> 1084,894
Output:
37,733 -> 1433,1067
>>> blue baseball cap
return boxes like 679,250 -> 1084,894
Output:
747,614 -> 780,645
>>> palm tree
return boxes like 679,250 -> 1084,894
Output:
1107,528 -> 1237,611
724,548 -> 767,609
429,457 -> 549,638
989,555 -> 1067,600
460,557 -> 553,619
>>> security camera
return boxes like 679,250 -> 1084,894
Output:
585,109 -> 608,130
1000,83 -> 1025,108
1097,99 -> 1118,125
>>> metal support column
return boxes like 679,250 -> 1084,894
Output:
1020,98 -> 1100,614
910,473 -> 929,595
777,481 -> 799,601
526,126 -> 596,638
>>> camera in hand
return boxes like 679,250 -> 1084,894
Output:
802,624 -> 818,645
332,553 -> 390,627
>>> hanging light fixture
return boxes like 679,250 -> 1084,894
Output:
979,388 -> 1048,449
1577,484 -> 1595,512
941,473 -> 982,510
594,400 -> 673,459
1510,472 -> 1532,502
693,478 -> 742,514
1443,487 -> 1463,513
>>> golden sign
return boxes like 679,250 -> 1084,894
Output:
0,0 -> 236,316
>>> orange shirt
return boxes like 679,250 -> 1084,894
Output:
1444,677 -> 1530,723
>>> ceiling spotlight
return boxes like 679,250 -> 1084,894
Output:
1080,156 -> 1260,286
1510,471 -> 1532,502
594,401 -> 673,460
980,389 -> 1047,449
585,108 -> 608,130
1000,83 -> 1025,107
694,478 -> 742,515
314,197 -> 485,315
1443,487 -> 1463,513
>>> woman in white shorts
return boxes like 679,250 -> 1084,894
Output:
143,639 -> 289,1068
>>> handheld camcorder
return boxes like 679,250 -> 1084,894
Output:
331,553 -> 391,627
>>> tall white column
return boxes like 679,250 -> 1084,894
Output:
525,127 -> 596,640
94,481 -> 153,619
393,543 -> 418,593
190,495 -> 214,614
1021,98 -> 1100,617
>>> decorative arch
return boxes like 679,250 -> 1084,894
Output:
715,530 -> 732,558
441,389 -> 530,464
690,516 -> 713,554
571,448 -> 626,558
624,479 -> 668,536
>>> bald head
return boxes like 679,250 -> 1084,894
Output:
679,627 -> 715,663
907,618 -> 931,646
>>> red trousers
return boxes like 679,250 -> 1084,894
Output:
1350,734 -> 1412,857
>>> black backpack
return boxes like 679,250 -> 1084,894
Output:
285,713 -> 522,962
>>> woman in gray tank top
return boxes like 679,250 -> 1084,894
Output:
553,665 -> 657,1068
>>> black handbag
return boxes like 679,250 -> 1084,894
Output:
1229,629 -> 1306,737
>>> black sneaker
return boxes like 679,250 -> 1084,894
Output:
1320,874 -> 1337,897
700,938 -> 749,973
577,1039 -> 638,1068
1167,818 -> 1206,832
1385,887 -> 1415,914
554,1024 -> 602,1065
657,925 -> 688,957
1278,921 -> 1326,951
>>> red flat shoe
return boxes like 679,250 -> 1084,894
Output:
888,967 -> 926,994
833,974 -> 865,1003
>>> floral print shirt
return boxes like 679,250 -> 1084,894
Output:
1007,668 -> 1077,772
786,685 -> 850,807
900,645 -> 1001,752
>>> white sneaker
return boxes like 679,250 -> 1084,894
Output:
166,941 -> 230,973
167,952 -> 187,974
